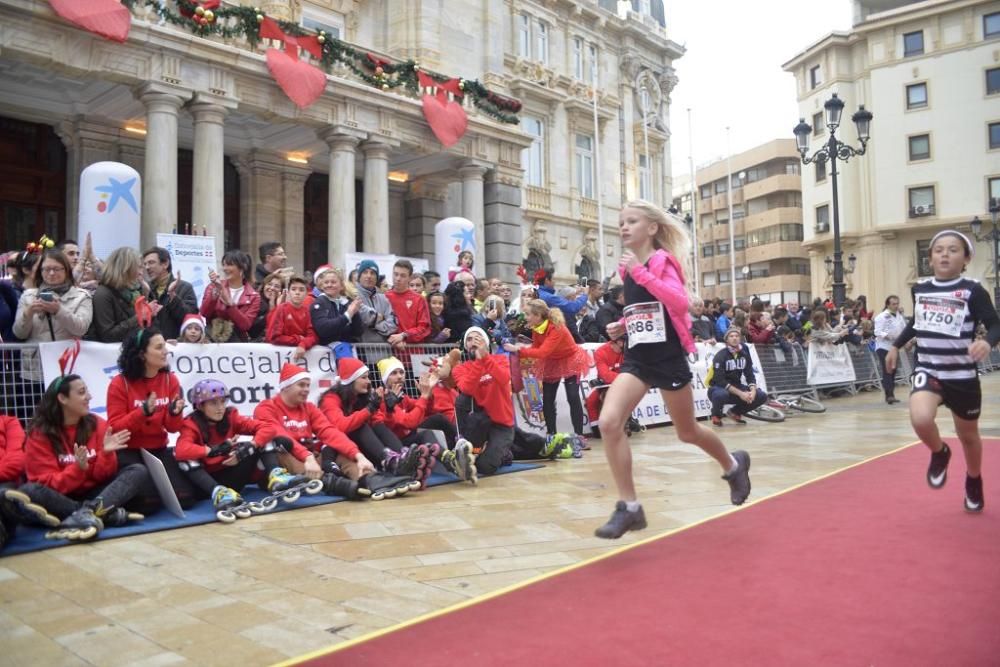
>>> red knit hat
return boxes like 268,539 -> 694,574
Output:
336,357 -> 369,386
278,363 -> 311,391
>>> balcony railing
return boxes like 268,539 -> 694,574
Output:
525,185 -> 551,212
581,197 -> 598,221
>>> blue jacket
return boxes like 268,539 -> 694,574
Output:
715,314 -> 731,340
310,294 -> 363,345
0,281 -> 20,342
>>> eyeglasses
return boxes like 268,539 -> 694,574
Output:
41,266 -> 66,274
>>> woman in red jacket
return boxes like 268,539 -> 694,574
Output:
747,312 -> 775,345
319,356 -> 434,487
107,326 -> 196,509
9,374 -> 147,541
504,299 -> 590,438
200,250 -> 261,342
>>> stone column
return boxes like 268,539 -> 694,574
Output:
234,152 -> 284,266
320,128 -> 363,267
281,167 -> 311,273
361,138 -> 394,254
404,179 -> 448,264
458,161 -> 488,261
137,84 -> 190,250
484,169 -> 524,281
189,93 -> 235,260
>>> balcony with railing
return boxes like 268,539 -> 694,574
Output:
581,197 -> 598,221
525,185 -> 552,212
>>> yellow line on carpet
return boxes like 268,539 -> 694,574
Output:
274,439 -> 922,667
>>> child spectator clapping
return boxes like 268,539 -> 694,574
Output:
266,276 -> 317,361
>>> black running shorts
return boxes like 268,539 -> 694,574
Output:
910,371 -> 982,421
620,355 -> 693,391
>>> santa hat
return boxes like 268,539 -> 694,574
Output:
376,356 -> 405,382
463,326 -> 489,349
278,363 -> 311,391
336,356 -> 369,386
181,314 -> 205,334
313,264 -> 336,282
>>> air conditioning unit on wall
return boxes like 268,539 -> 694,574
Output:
816,221 -> 830,233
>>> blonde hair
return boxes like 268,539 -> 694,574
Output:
623,199 -> 695,300
526,298 -> 565,327
480,295 -> 505,316
100,247 -> 141,290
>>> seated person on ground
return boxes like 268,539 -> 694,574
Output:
706,328 -> 769,426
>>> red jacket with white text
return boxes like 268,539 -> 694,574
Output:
175,409 -> 276,473
25,416 -> 118,496
254,396 -> 359,459
106,372 -> 184,449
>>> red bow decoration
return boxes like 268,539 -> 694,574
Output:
58,340 -> 81,377
259,17 -> 327,109
48,0 -> 131,43
533,269 -> 547,285
418,71 -> 468,148
516,265 -> 528,285
135,296 -> 154,330
179,0 -> 220,25
366,53 -> 391,70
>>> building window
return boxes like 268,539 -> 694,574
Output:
916,240 -> 933,277
638,154 -> 652,200
809,65 -> 821,89
536,21 -> 549,64
714,180 -> 727,194
301,9 -> 344,39
702,271 -> 717,287
785,161 -> 801,175
990,122 -> 1000,149
990,177 -> 1000,201
906,83 -> 928,109
517,14 -> 530,58
812,111 -> 824,135
717,241 -> 730,254
988,68 -> 1000,95
521,116 -> 545,187
903,30 -> 924,57
588,44 -> 599,84
815,204 -> 830,232
909,186 -> 936,217
572,37 -> 584,80
719,270 -> 731,284
703,245 -> 715,258
575,133 -> 594,199
700,184 -> 711,199
815,160 -> 827,183
734,236 -> 746,250
908,134 -> 931,161
986,12 -> 1000,39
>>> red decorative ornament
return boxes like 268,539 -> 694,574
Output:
417,71 -> 468,148
259,17 -> 326,109
180,0 -> 220,24
48,0 -> 131,43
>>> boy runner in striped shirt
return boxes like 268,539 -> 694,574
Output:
886,230 -> 1000,512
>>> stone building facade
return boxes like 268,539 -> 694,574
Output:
0,0 -> 681,284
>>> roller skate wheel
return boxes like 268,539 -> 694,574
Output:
305,479 -> 324,494
282,490 -> 301,503
394,485 -> 410,496
371,491 -> 386,501
383,488 -> 398,499
357,487 -> 372,497
216,510 -> 237,524
260,497 -> 279,510
406,480 -> 422,492
234,507 -> 252,519
247,502 -> 267,514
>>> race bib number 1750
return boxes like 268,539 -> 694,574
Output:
914,294 -> 967,338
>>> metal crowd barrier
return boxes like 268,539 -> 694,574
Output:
752,342 -> 820,400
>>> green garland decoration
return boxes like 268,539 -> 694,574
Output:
119,0 -> 521,124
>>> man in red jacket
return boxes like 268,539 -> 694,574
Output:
385,260 -> 431,348
265,276 -> 318,361
254,364 -> 376,480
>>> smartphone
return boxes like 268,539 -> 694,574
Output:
38,291 -> 55,302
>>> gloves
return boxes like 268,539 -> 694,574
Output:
273,435 -> 295,452
384,391 -> 401,413
367,391 -> 382,414
206,440 -> 234,459
232,441 -> 256,462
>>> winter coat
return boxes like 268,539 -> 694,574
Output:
12,286 -> 93,381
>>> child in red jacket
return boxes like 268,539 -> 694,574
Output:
0,413 -> 27,548
266,276 -> 317,361
376,357 -> 445,468
586,330 -> 626,428
4,374 -> 148,543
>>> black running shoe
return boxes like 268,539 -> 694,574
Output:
723,450 -> 752,505
927,444 -> 951,489
965,475 -> 984,513
594,501 -> 647,539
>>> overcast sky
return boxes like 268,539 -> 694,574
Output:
666,0 -> 855,180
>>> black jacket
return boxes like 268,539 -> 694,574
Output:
444,306 -> 476,344
149,276 -> 198,339
709,344 -> 758,390
86,285 -> 138,343
310,294 -> 363,345
595,301 -> 624,340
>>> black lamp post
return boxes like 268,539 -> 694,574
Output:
969,197 -> 1000,305
793,93 -> 873,307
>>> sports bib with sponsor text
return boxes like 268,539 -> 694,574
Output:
624,302 -> 667,348
914,294 -> 967,338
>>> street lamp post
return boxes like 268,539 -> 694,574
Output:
969,197 -> 1000,305
793,93 -> 873,307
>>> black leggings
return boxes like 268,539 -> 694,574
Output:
542,376 -> 585,436
346,423 -> 404,469
417,413 -> 457,449
19,463 -> 153,518
876,348 -> 896,399
117,448 -> 198,510
182,455 -> 261,498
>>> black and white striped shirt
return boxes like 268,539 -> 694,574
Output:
895,277 -> 1000,381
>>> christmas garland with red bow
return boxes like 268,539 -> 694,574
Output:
108,0 -> 521,123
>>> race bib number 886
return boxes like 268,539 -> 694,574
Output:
623,302 -> 667,348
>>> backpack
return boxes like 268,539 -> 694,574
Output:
579,314 -> 603,343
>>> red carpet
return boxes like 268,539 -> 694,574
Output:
292,438 -> 1000,666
